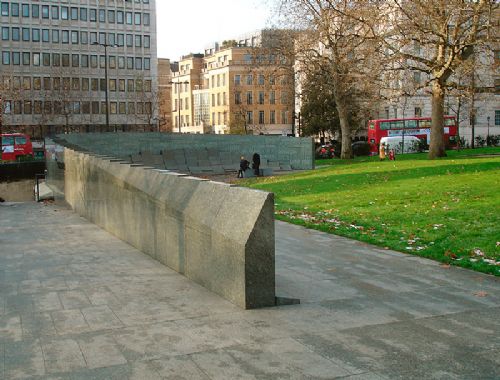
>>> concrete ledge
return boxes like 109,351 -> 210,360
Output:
61,148 -> 276,309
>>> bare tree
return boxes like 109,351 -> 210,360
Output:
274,0 -> 384,158
384,0 -> 498,158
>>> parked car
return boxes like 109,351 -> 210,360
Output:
331,141 -> 371,158
379,136 -> 421,154
315,144 -> 335,159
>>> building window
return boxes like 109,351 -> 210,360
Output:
62,30 -> 69,44
247,111 -> 253,124
259,111 -> 265,124
1,2 -> 9,16
22,52 -> 30,65
258,91 -> 265,105
11,3 -> 19,17
495,110 -> 500,126
234,74 -> 241,85
270,91 -> 275,105
51,6 -> 59,20
41,5 -> 49,19
42,53 -> 50,67
33,77 -> 42,90
246,75 -> 253,85
246,91 -> 253,105
22,28 -> 29,41
414,107 -> 422,117
2,51 -> 10,65
270,110 -> 275,124
1,27 -> 8,40
282,111 -> 288,124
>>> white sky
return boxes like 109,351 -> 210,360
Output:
156,0 -> 273,60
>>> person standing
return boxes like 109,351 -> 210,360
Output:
252,152 -> 261,176
379,143 -> 386,161
389,148 -> 396,161
237,156 -> 249,178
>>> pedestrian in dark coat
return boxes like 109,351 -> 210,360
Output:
252,153 -> 261,176
237,156 -> 249,178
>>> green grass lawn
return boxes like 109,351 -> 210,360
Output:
247,147 -> 500,276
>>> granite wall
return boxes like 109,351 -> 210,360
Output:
53,133 -> 314,170
49,148 -> 276,309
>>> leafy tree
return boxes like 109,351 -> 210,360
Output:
275,0 -> 384,158
384,0 -> 498,158
300,69 -> 340,137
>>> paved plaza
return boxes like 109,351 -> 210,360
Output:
0,202 -> 499,379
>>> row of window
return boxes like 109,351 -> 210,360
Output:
3,100 -> 153,116
1,27 -> 151,48
173,73 -> 289,93
1,51 -> 151,70
177,110 -> 289,127
234,91 -> 289,105
174,90 -> 289,111
1,3 -> 150,26
243,110 -> 289,125
233,74 -> 287,87
2,76 -> 152,93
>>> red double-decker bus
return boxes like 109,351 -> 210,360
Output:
1,133 -> 34,162
367,116 -> 458,155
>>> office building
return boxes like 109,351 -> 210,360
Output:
0,0 -> 157,137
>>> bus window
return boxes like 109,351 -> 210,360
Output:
405,120 -> 417,128
419,119 -> 431,128
2,136 -> 14,145
369,122 -> 375,130
445,118 -> 456,126
391,121 -> 404,129
380,121 -> 390,130
15,136 -> 27,145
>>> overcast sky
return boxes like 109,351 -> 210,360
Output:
156,0 -> 273,60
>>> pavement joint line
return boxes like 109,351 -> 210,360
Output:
76,339 -> 89,369
39,337 -> 48,376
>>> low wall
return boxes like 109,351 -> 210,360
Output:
0,180 -> 34,202
56,148 -> 276,309
54,133 -> 315,170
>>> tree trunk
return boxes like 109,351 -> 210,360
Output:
337,102 -> 352,159
333,83 -> 352,159
429,80 -> 446,159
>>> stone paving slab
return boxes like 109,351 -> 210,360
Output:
0,202 -> 499,379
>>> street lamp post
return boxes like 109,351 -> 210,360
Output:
169,80 -> 189,133
487,116 -> 490,146
92,42 -> 115,132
